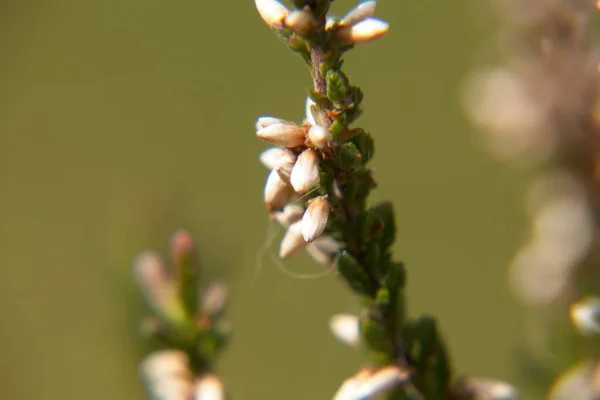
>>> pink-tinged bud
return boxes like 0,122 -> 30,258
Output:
307,124 -> 331,151
290,149 -> 320,193
273,204 -> 304,228
259,147 -> 297,170
194,374 -> 226,400
279,220 -> 307,259
306,236 -> 340,264
329,313 -> 359,347
256,123 -> 307,148
340,1 -> 377,27
255,116 -> 295,130
255,0 -> 289,28
170,229 -> 195,263
201,281 -> 228,316
276,162 -> 294,185
302,196 -> 330,242
284,10 -> 315,36
337,18 -> 389,44
264,169 -> 293,212
134,252 -> 168,295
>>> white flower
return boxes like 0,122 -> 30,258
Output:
340,1 -> 377,27
302,196 -> 330,242
259,147 -> 297,170
329,313 -> 359,346
255,0 -> 289,28
264,169 -> 293,212
290,149 -> 319,193
256,122 -> 307,148
279,220 -> 307,259
337,18 -> 389,44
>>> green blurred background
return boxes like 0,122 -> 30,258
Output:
0,1 -> 528,399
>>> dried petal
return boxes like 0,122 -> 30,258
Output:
329,313 -> 359,346
255,0 -> 289,28
279,220 -> 307,259
194,374 -> 225,400
306,236 -> 340,264
337,18 -> 389,44
340,1 -> 377,27
302,196 -> 330,242
307,124 -> 331,151
276,162 -> 294,185
285,10 -> 315,36
259,147 -> 297,170
264,169 -> 294,212
290,149 -> 320,193
256,123 -> 307,148
273,204 -> 304,228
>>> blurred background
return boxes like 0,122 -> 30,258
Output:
0,1 -> 528,399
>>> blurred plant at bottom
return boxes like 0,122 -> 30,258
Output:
464,0 -> 600,398
134,230 -> 229,400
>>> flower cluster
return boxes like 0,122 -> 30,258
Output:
134,231 -> 229,400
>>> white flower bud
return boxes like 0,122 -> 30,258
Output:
141,350 -> 191,383
306,236 -> 340,264
264,169 -> 294,212
340,1 -> 377,27
256,123 -> 307,148
133,252 -> 167,297
302,196 -> 330,242
329,313 -> 359,347
255,0 -> 289,28
276,162 -> 294,185
337,18 -> 389,44
290,149 -> 320,193
285,10 -> 315,36
194,374 -> 225,400
273,204 -> 304,228
570,296 -> 600,336
259,147 -> 297,170
305,96 -> 318,126
307,124 -> 331,151
255,116 -> 295,130
153,376 -> 194,400
355,366 -> 410,399
456,377 -> 518,400
279,220 -> 307,259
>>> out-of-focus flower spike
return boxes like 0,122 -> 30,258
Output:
264,169 -> 294,212
201,281 -> 228,316
329,313 -> 360,347
337,17 -> 389,44
307,124 -> 331,151
306,236 -> 341,264
570,296 -> 600,335
273,204 -> 304,228
276,162 -> 294,185
340,1 -> 377,27
255,0 -> 289,29
194,374 -> 226,400
354,366 -> 411,399
259,147 -> 297,170
290,149 -> 320,193
256,116 -> 296,131
285,10 -> 316,36
256,123 -> 308,148
302,196 -> 330,242
279,220 -> 307,259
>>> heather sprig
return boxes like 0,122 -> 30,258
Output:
134,230 -> 229,400
253,1 -> 512,398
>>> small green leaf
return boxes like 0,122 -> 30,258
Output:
372,202 -> 396,251
326,69 -> 349,104
350,129 -> 375,164
335,250 -> 375,296
361,310 -> 394,364
338,142 -> 361,171
308,89 -> 330,108
330,113 -> 347,139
